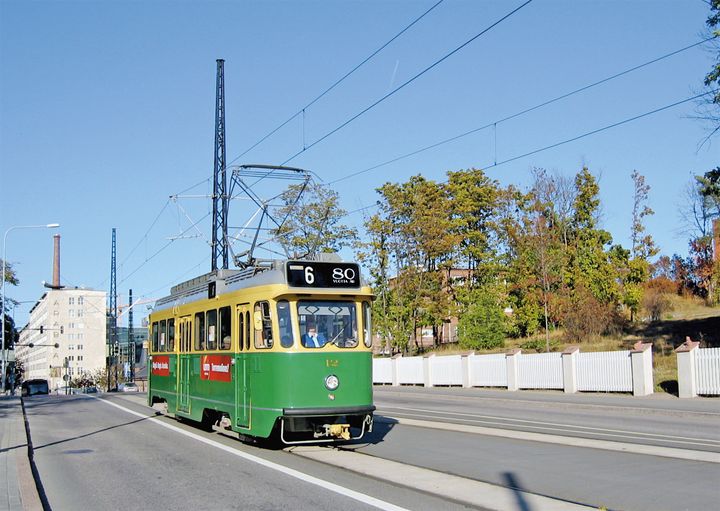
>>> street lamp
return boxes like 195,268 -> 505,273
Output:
2,223 -> 60,393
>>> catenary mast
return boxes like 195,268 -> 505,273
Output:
211,59 -> 229,271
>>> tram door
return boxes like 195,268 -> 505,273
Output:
177,315 -> 192,413
235,305 -> 250,428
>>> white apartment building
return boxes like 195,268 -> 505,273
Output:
16,288 -> 107,393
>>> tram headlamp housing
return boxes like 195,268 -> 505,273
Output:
324,374 -> 339,391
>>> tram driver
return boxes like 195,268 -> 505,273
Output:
302,324 -> 326,348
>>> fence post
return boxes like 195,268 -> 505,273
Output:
391,354 -> 401,387
424,354 -> 434,388
675,338 -> 700,398
506,349 -> 521,391
462,352 -> 474,388
562,346 -> 579,393
631,341 -> 654,396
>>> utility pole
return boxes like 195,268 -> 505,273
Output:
211,58 -> 229,272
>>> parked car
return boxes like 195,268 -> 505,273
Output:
21,379 -> 49,396
118,382 -> 139,392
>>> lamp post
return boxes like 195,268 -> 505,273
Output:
2,223 -> 60,393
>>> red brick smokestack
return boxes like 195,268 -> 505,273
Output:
52,234 -> 61,288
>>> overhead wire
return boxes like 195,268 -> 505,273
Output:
329,36 -> 714,185
280,0 -> 536,166
340,89 -> 719,218
228,0 -> 446,166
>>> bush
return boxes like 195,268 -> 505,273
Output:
458,290 -> 507,350
563,287 -> 624,342
642,290 -> 674,322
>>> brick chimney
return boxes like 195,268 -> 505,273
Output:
51,234 -> 63,289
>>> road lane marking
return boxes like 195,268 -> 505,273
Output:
378,405 -> 720,448
291,446 -> 595,511
95,397 -> 410,511
379,416 -> 720,464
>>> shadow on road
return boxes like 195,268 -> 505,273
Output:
502,472 -> 532,511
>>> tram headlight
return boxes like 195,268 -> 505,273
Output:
324,374 -> 339,391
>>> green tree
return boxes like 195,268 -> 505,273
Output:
701,0 -> 720,140
1,259 -> 19,351
446,168 -> 501,287
272,182 -> 356,258
362,175 -> 457,351
505,170 -> 567,347
568,167 -> 620,305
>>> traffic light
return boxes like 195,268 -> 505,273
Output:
60,326 -> 64,334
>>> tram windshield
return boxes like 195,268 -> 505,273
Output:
297,300 -> 358,349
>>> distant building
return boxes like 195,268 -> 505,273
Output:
16,288 -> 107,392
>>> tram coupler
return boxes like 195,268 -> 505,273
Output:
316,423 -> 351,440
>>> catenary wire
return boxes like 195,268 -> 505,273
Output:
279,0 -> 536,166
228,0 -> 446,166
329,36 -> 715,185
340,89 -> 719,218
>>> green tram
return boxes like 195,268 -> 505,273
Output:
147,258 -> 375,444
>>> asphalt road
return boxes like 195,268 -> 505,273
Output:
21,387 -> 720,511
22,393 -> 473,511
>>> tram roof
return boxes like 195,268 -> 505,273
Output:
151,256 -> 367,313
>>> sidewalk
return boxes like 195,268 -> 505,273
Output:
0,395 -> 41,511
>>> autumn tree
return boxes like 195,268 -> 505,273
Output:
625,170 -> 658,321
678,170 -> 719,303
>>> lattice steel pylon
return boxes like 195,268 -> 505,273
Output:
108,228 -> 118,390
211,58 -> 229,271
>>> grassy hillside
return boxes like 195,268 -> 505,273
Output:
433,295 -> 720,395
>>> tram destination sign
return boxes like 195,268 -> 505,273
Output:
286,261 -> 361,289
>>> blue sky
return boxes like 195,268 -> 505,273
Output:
1,0 -> 717,327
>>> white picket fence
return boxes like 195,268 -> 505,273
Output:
373,344 -> 653,396
695,347 -> 720,395
518,352 -> 563,389
577,350 -> 633,392
468,353 -> 507,387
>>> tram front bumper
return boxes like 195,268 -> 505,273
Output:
280,405 -> 375,443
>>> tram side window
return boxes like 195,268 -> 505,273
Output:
159,320 -> 167,352
207,309 -> 218,350
219,306 -> 231,350
168,319 -> 175,352
363,302 -> 372,348
245,311 -> 251,350
239,311 -> 244,350
195,312 -> 206,350
254,301 -> 273,349
277,300 -> 293,348
152,322 -> 159,352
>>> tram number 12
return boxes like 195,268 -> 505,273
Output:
287,261 -> 360,288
